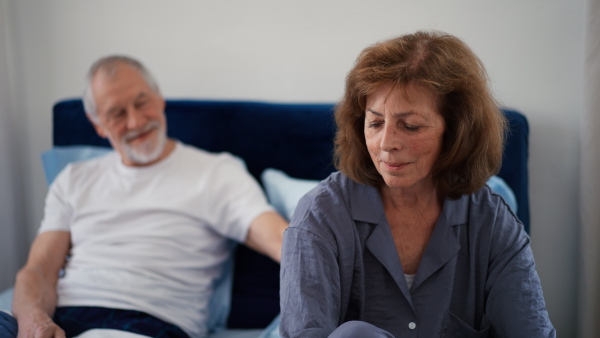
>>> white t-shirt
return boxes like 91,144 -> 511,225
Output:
39,142 -> 274,338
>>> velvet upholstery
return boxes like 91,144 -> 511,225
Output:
51,99 -> 529,328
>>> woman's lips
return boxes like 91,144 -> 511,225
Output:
383,161 -> 409,170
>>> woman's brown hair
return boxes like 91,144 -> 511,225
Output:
334,30 -> 506,198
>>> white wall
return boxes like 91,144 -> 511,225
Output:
0,0 -> 27,290
5,0 -> 584,336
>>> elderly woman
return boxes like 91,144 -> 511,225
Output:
279,31 -> 555,338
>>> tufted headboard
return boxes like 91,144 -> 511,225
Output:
52,99 -> 529,328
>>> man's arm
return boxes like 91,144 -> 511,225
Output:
244,211 -> 288,263
13,231 -> 70,338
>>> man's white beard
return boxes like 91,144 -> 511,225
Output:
121,120 -> 167,165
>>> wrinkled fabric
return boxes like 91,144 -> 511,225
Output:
328,321 -> 395,338
280,172 -> 555,338
0,307 -> 188,338
0,311 -> 17,337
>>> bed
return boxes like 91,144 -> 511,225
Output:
0,99 -> 530,337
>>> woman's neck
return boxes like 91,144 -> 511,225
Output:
380,180 -> 443,275
380,180 -> 442,213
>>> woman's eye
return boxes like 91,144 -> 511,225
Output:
367,122 -> 383,128
404,125 -> 421,131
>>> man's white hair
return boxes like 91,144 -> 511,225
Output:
83,55 -> 160,122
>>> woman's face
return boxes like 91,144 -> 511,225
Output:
364,83 -> 445,193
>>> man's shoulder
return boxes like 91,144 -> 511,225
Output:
48,151 -> 117,192
63,151 -> 117,176
176,142 -> 246,170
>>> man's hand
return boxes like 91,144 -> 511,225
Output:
13,231 -> 70,338
17,308 -> 65,338
245,211 -> 288,262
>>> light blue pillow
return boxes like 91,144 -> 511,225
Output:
261,169 -> 321,221
40,146 -> 233,332
261,168 -> 518,221
0,287 -> 13,313
258,314 -> 281,338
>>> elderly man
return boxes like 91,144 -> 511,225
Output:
5,56 -> 288,338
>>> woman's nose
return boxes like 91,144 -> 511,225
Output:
380,124 -> 401,152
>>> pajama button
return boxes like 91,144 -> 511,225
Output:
408,322 -> 416,330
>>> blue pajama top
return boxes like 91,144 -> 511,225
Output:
280,172 -> 555,338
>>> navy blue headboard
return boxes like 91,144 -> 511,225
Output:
52,99 -> 529,328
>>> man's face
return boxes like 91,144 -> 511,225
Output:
90,63 -> 168,166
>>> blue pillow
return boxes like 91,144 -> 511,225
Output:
261,168 -> 518,221
261,169 -> 322,221
0,287 -> 13,313
258,314 -> 281,338
40,146 -> 234,332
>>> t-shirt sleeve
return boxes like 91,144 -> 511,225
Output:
203,154 -> 274,243
38,164 -> 74,234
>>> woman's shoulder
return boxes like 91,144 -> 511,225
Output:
462,185 -> 528,246
468,185 -> 520,222
299,171 -> 371,210
293,172 -> 350,213
290,172 -> 369,229
287,172 -> 378,253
